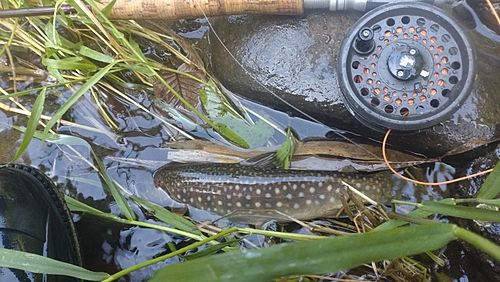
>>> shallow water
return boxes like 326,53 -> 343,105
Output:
0,1 -> 499,280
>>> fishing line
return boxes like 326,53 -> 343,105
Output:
382,128 -> 494,186
486,0 -> 500,27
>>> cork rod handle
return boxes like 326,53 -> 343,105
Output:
96,0 -> 304,20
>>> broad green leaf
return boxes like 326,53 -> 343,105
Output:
150,224 -> 456,282
0,248 -> 109,281
477,161 -> 500,200
198,79 -> 273,148
79,45 -> 114,63
131,195 -> 201,236
418,201 -> 500,222
11,89 -> 46,162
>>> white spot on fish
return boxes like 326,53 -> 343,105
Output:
246,194 -> 252,200
190,198 -> 194,203
326,185 -> 333,192
306,199 -> 312,205
217,200 -> 222,206
207,196 -> 211,201
292,184 -> 297,190
235,185 -> 240,191
226,194 -> 231,199
255,202 -> 261,208
265,193 -> 271,199
197,196 -> 202,202
236,202 -> 242,208
256,189 -> 262,195
298,192 -> 305,197
285,194 -> 292,200
329,197 -> 336,202
319,194 -> 325,200
365,185 -> 371,191
301,183 -> 306,189
314,200 -> 320,205
265,203 -> 272,208
309,187 -> 315,194
275,188 -> 280,195
276,201 -> 283,208
293,203 -> 300,209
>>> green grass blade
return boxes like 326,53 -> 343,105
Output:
374,198 -> 456,232
477,161 -> 500,200
42,57 -> 97,71
30,132 -> 135,220
11,89 -> 46,162
90,150 -> 136,220
454,227 -> 500,261
100,0 -> 117,15
419,201 -> 500,222
131,195 -> 201,236
183,238 -> 239,260
79,45 -> 114,63
0,248 -> 109,281
149,223 -> 456,282
43,62 -> 116,138
478,199 -> 500,208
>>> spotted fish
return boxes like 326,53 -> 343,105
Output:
153,162 -> 394,224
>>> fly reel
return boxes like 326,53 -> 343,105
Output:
338,2 -> 475,132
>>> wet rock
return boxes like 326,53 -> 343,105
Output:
210,10 -> 500,158
211,12 -> 360,130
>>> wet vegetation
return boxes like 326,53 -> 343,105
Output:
0,0 -> 499,281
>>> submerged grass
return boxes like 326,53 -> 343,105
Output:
0,1 -> 499,281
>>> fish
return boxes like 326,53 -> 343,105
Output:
153,162 -> 394,224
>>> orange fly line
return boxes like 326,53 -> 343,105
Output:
382,129 -> 494,186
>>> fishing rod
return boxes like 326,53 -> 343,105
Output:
0,0 -> 452,20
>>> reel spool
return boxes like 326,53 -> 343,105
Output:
338,2 -> 475,132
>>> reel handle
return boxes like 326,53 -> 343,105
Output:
96,0 -> 304,20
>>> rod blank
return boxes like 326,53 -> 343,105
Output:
96,0 -> 304,20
